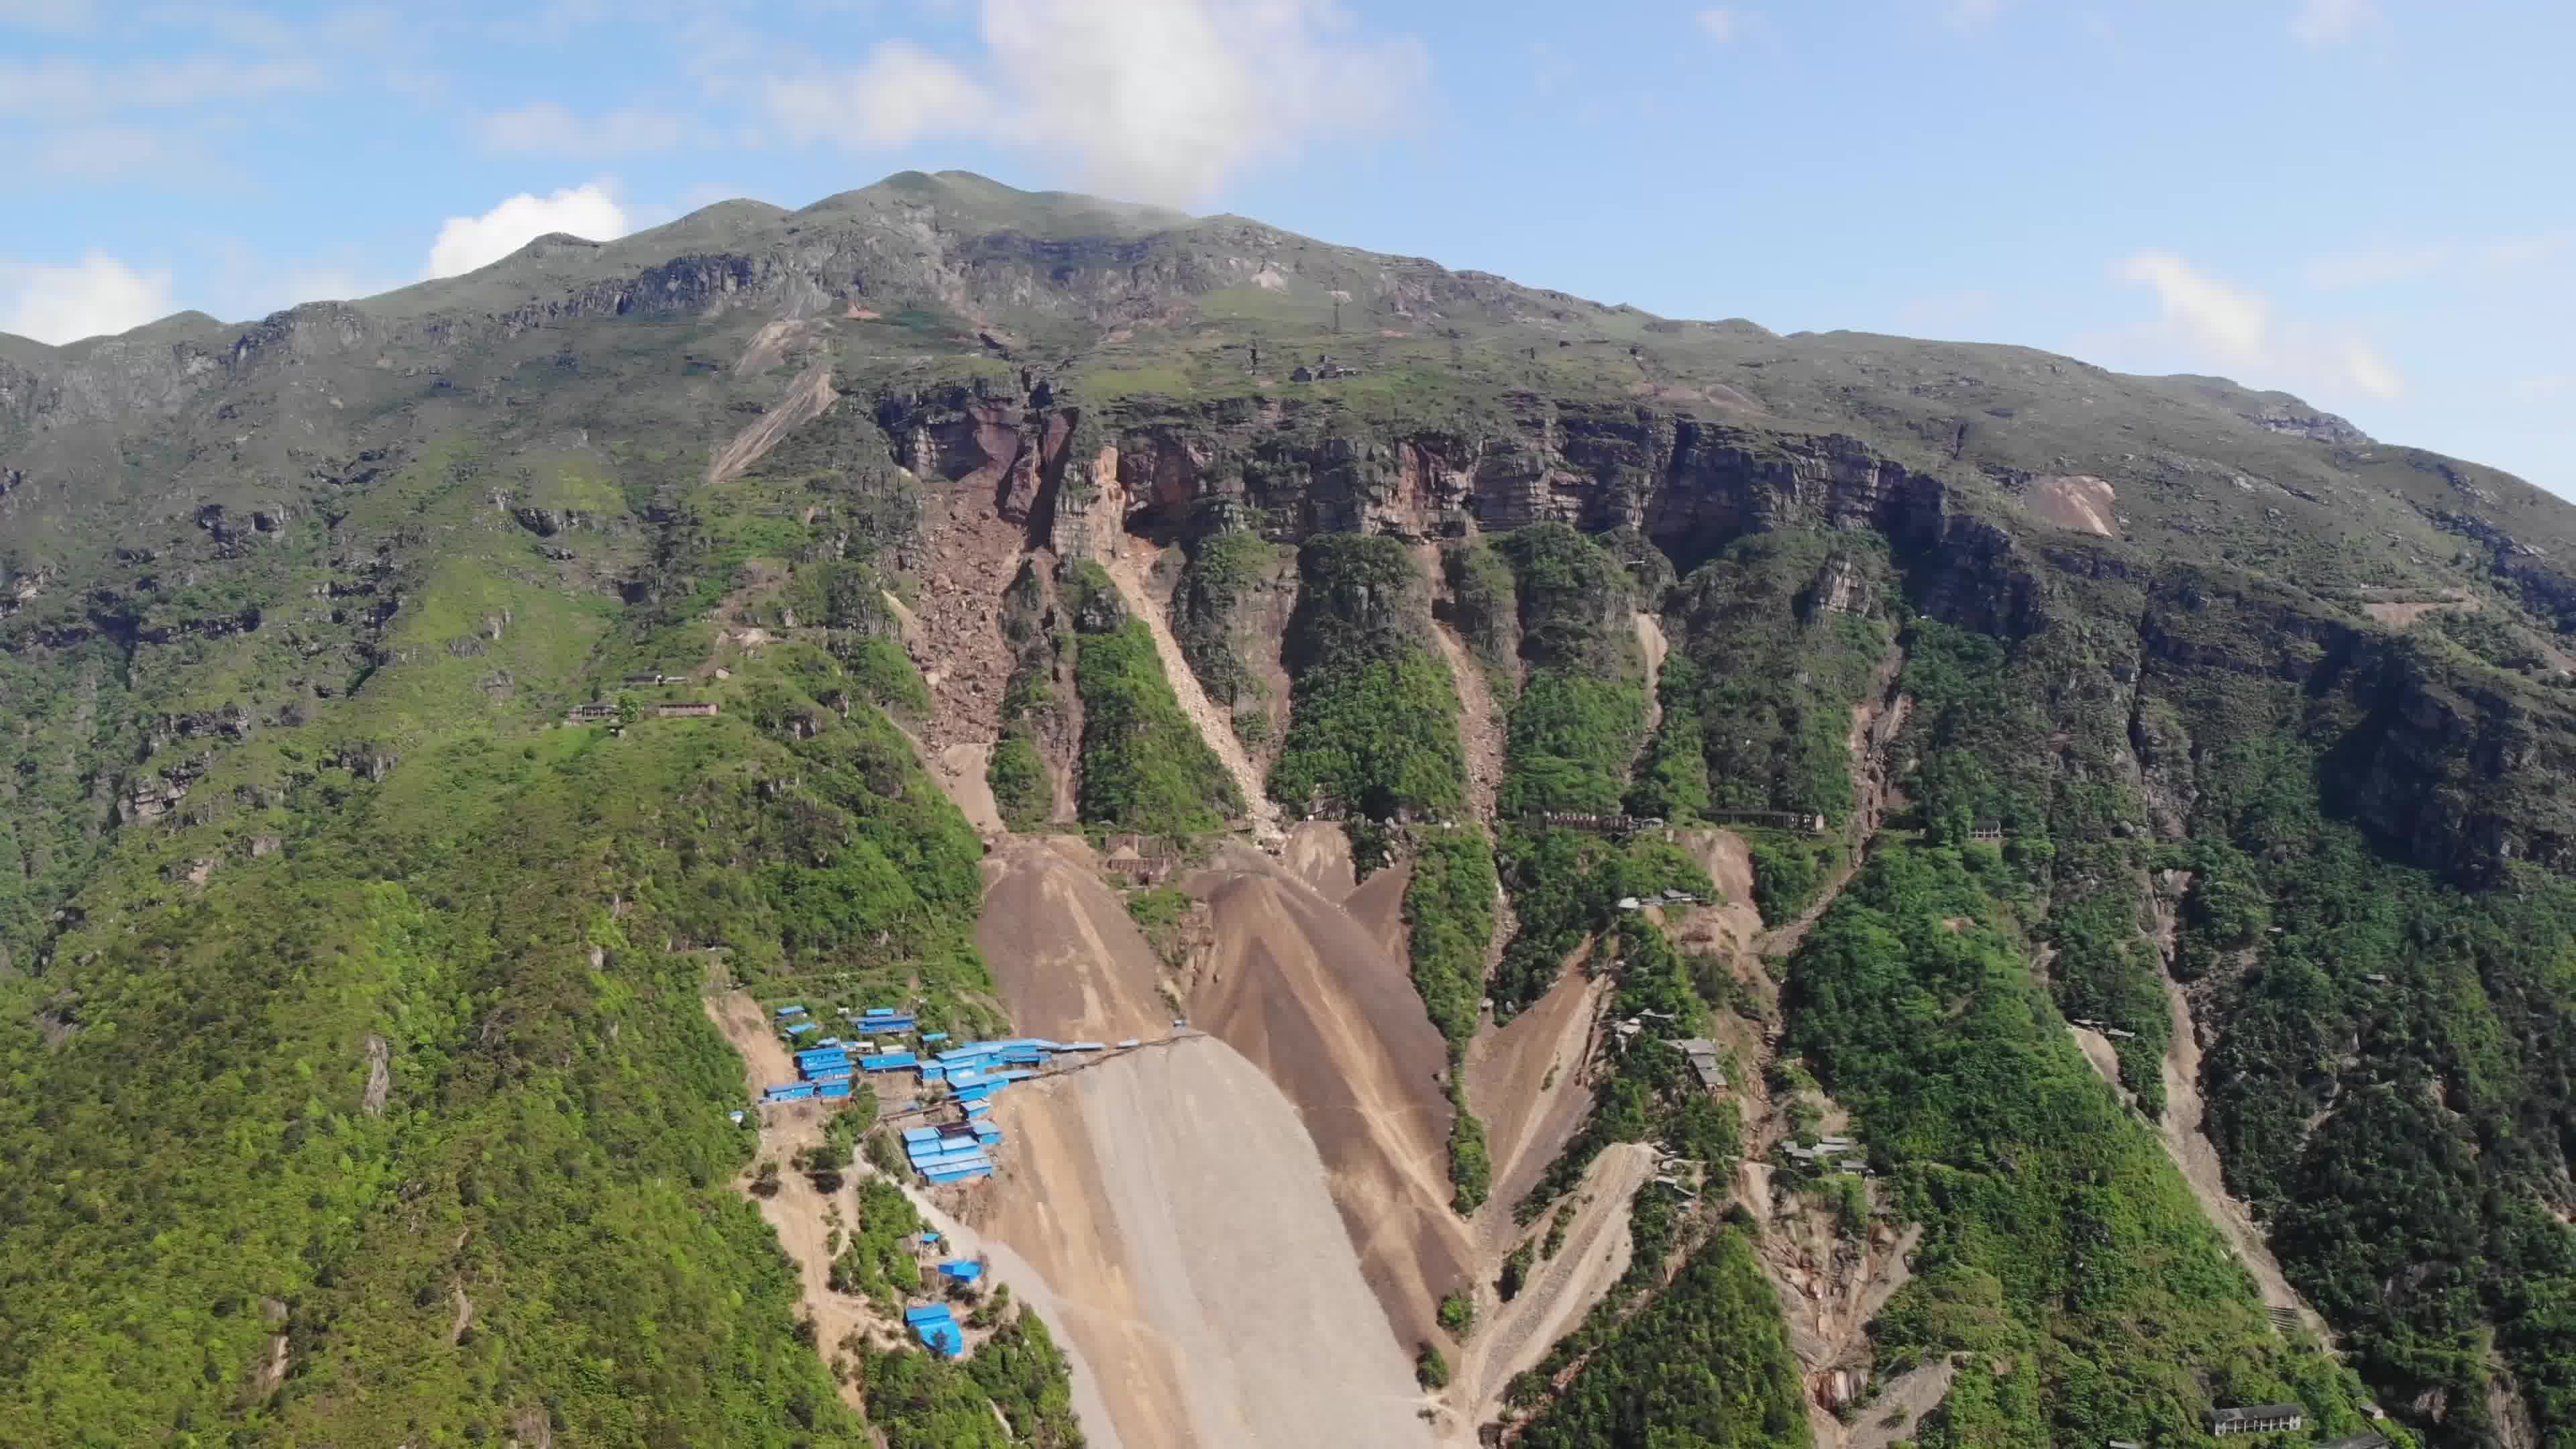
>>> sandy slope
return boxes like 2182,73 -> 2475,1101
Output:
981,837 -> 1173,1043
1282,820 -> 1359,898
1190,844 -> 1477,1349
1465,957 -> 1607,1220
1634,611 -> 1669,733
1428,620 -> 1505,826
975,1038 -> 1438,1448
1438,1141 -> 1656,1442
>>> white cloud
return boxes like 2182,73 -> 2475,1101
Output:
2291,0 -> 2377,46
0,254 -> 177,345
478,101 -> 689,156
2116,252 -> 2270,360
2303,242 -> 2453,289
765,0 -> 1430,207
423,182 -> 631,278
2114,249 -> 2403,400
0,54 -> 325,116
770,40 -> 988,149
1696,8 -> 1739,41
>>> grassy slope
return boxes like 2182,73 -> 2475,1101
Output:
0,412 -> 1065,1444
1787,846 -> 2385,1449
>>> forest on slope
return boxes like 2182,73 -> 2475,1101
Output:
9,171 -> 2576,1448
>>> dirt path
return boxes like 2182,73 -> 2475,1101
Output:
1633,611 -> 1668,734
1099,543 -> 1283,845
2157,970 -> 2337,1346
701,991 -> 876,1409
1438,1142 -> 1656,1444
1430,620 -> 1506,828
707,364 -> 835,482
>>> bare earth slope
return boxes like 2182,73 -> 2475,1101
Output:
1189,843 -> 1477,1350
977,1036 -> 1438,1449
981,837 -> 1172,1042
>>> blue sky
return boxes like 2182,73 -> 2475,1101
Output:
5,0 -> 2571,490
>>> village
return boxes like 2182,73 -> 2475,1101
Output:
746,998 -> 1185,1358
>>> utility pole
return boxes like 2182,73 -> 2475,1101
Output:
1332,298 -> 1341,335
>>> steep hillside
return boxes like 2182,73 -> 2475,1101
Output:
9,168 -> 2576,1448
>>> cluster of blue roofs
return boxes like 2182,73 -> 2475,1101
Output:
903,1302 -> 965,1357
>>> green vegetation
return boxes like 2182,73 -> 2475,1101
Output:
1171,529 -> 1287,712
1416,1342 -> 1452,1390
1490,829 -> 1711,1018
0,410 -> 1016,1446
1403,827 -> 1501,1210
832,1176 -> 928,1301
1747,833 -> 1843,923
1439,540 -> 1522,684
1438,1291 -> 1476,1336
1267,536 -> 1468,828
1656,531 -> 1893,822
1491,524 -> 1648,818
1625,653 -> 1713,821
987,735 -> 1049,830
2161,731 -> 2576,1444
1785,845 -> 2379,1448
1517,912 -> 1737,1221
1517,1228 -> 1809,1449
859,1309 -> 1085,1449
1063,560 -> 1242,833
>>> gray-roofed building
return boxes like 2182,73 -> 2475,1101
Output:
2207,1404 -> 2304,1436
1674,1038 -> 1728,1090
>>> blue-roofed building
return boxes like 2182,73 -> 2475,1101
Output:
859,1052 -> 918,1071
865,1007 -> 896,1018
902,1304 -> 951,1325
786,1020 -> 820,1036
775,1004 -> 808,1018
922,1031 -> 950,1043
902,1126 -> 941,1143
954,1084 -> 993,1102
963,1102 -> 992,1118
938,1259 -> 985,1283
820,1081 -> 852,1099
918,1064 -> 947,1082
